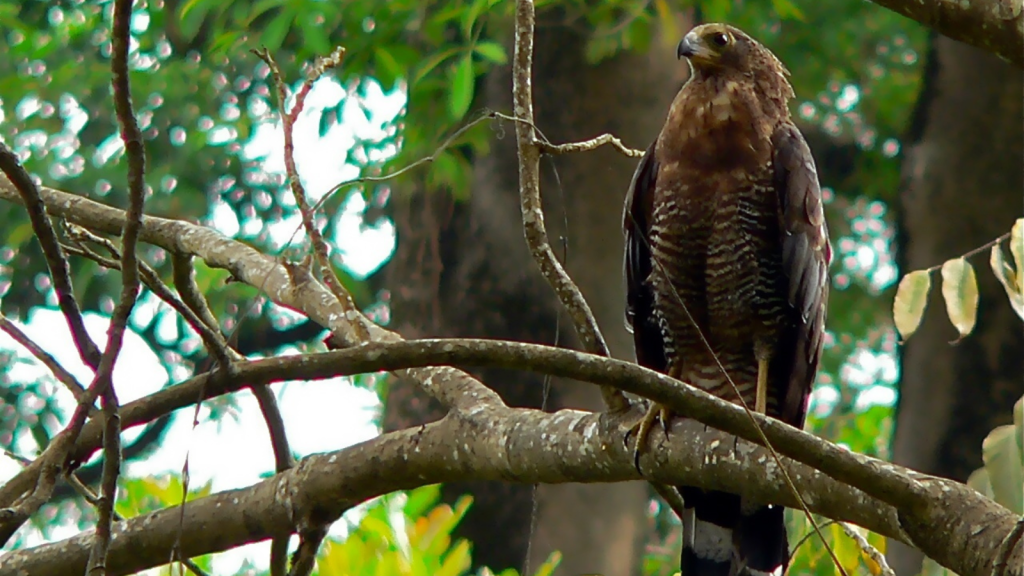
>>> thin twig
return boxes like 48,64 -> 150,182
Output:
288,526 -> 328,576
64,471 -> 114,514
922,230 -> 1014,273
87,0 -> 147,570
311,109 -> 499,216
251,380 -> 299,576
171,253 -> 229,359
252,46 -> 353,573
0,313 -> 90,405
837,522 -> 895,576
63,230 -> 234,368
790,517 -> 838,556
2,449 -> 32,467
652,484 -> 687,520
253,46 -> 369,349
992,517 -> 1024,576
491,111 -> 645,159
510,0 -> 629,413
0,148 -> 100,370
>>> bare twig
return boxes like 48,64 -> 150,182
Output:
837,522 -> 895,576
511,0 -> 629,413
253,46 -> 369,349
64,230 -> 234,368
251,47 -> 355,571
2,449 -> 32,467
537,132 -> 645,157
86,0 -> 145,570
993,517 -> 1024,576
288,526 -> 328,576
64,471 -> 114,513
0,313 -> 89,404
790,518 -> 839,556
171,253 -> 227,354
312,109 -> 498,216
251,382 -> 296,576
0,148 -> 100,370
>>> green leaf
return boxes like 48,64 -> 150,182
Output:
531,551 -> 562,576
1011,218 -> 1023,284
261,8 -> 295,54
1014,395 -> 1023,462
448,53 -> 474,120
940,257 -> 979,340
982,421 -> 1024,514
893,270 -> 931,341
178,0 -> 216,39
967,467 -> 994,499
474,41 -> 508,64
244,0 -> 287,26
374,46 -> 404,90
413,47 -> 460,85
304,15 -> 332,56
989,242 -> 1024,320
772,0 -> 807,21
652,0 -> 680,48
461,0 -> 490,39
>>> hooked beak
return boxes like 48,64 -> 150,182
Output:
676,31 -> 709,61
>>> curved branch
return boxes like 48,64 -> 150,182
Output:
0,376 -> 1015,576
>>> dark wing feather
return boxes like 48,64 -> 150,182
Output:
771,123 -> 832,427
623,142 -> 667,372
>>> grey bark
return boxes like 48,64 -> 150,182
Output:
892,34 -> 1024,575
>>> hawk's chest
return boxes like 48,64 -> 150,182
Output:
648,121 -> 782,340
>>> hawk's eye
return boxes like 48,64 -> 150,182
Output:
711,32 -> 730,47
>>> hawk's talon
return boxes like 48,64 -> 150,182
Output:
627,403 -> 673,474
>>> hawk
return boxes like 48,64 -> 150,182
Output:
623,23 -> 831,576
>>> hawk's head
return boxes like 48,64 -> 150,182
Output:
677,23 -> 790,82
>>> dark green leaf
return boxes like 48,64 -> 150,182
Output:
474,41 -> 507,64
448,53 -> 474,120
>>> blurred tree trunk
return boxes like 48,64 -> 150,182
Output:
380,14 -> 689,575
891,36 -> 1024,575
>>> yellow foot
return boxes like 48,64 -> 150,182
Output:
625,403 -> 673,473
755,357 -> 769,414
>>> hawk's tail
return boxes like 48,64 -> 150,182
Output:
679,488 -> 790,576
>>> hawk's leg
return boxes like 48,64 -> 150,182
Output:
626,365 -> 681,473
754,344 -> 772,414
756,358 -> 769,413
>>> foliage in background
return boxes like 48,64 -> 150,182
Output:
890,218 -> 1023,576
317,484 -> 561,576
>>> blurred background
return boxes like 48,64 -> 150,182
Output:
0,0 -> 1020,575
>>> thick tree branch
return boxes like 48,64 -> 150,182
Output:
0,384 -> 1016,575
867,0 -> 1023,68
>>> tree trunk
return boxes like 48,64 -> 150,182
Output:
891,35 -> 1024,575
381,14 -> 688,575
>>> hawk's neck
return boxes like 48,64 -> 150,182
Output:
658,74 -> 790,169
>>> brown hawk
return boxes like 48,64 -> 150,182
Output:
623,23 -> 831,576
